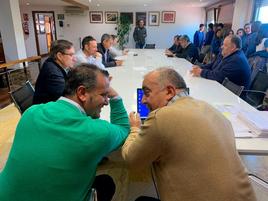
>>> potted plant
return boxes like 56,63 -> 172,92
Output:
116,15 -> 131,50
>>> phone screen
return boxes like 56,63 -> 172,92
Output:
137,88 -> 149,120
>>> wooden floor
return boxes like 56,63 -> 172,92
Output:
0,87 -> 11,109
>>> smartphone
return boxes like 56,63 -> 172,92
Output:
137,88 -> 149,120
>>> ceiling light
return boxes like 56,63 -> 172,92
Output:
26,2 -> 30,6
144,4 -> 147,6
97,3 -> 100,7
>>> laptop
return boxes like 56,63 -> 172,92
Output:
137,88 -> 150,121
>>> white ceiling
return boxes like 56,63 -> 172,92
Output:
19,0 -> 221,7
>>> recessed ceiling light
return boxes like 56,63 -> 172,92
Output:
26,2 -> 30,6
144,4 -> 147,6
97,3 -> 100,7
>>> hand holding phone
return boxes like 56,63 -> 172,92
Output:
129,112 -> 141,128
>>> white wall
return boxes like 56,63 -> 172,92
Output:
218,3 -> 235,25
20,5 -> 64,57
20,4 -> 205,57
66,4 -> 205,50
0,0 -> 27,62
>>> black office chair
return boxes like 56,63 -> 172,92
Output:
242,70 -> 268,110
248,174 -> 268,201
144,44 -> 156,49
222,77 -> 245,96
9,80 -> 35,114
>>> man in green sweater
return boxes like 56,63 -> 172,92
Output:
0,64 -> 130,201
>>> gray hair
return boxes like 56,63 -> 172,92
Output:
101,33 -> 112,43
64,63 -> 109,96
148,67 -> 187,89
179,35 -> 190,42
229,35 -> 242,49
49,40 -> 73,60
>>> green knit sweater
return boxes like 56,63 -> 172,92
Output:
0,98 -> 130,201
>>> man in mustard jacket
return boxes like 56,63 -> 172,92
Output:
122,67 -> 256,201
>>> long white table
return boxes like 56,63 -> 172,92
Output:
101,49 -> 268,155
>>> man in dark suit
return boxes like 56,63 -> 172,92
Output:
97,34 -> 123,68
33,40 -> 76,104
166,35 -> 199,63
191,35 -> 251,89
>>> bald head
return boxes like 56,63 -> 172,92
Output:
142,68 -> 187,111
145,67 -> 187,90
221,35 -> 241,58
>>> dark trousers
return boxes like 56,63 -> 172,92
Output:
135,42 -> 145,49
135,196 -> 160,201
90,174 -> 116,201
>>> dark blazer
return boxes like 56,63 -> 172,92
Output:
33,57 -> 67,104
175,43 -> 199,63
201,50 -> 251,89
242,32 -> 257,57
168,44 -> 182,54
97,43 -> 116,67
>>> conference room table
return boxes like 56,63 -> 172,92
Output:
101,49 -> 268,155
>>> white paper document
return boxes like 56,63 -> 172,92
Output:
213,104 -> 254,138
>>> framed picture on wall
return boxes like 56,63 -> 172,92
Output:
89,11 -> 103,23
120,12 -> 133,24
161,11 -> 176,23
135,12 -> 146,26
148,11 -> 160,26
105,11 -> 118,24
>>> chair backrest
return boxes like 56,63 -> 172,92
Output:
9,81 -> 34,114
249,175 -> 268,201
246,70 -> 268,107
144,44 -> 156,49
222,77 -> 244,96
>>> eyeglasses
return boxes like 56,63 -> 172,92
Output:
62,52 -> 75,57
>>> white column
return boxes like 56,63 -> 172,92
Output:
232,0 -> 254,33
0,0 -> 27,62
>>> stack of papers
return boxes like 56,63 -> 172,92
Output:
213,104 -> 254,138
238,111 -> 268,137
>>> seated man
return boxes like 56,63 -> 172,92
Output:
191,35 -> 251,89
166,35 -> 199,63
97,34 -> 123,67
165,35 -> 181,54
122,67 -> 256,201
33,39 -> 76,104
0,64 -> 130,201
109,34 -> 128,57
242,23 -> 257,57
75,35 -> 105,69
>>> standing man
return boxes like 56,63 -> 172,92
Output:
33,39 -> 76,104
0,64 -> 130,201
193,24 -> 205,52
242,23 -> 257,57
122,67 -> 256,201
97,34 -> 123,67
75,35 -> 105,69
133,19 -> 147,49
191,35 -> 251,89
